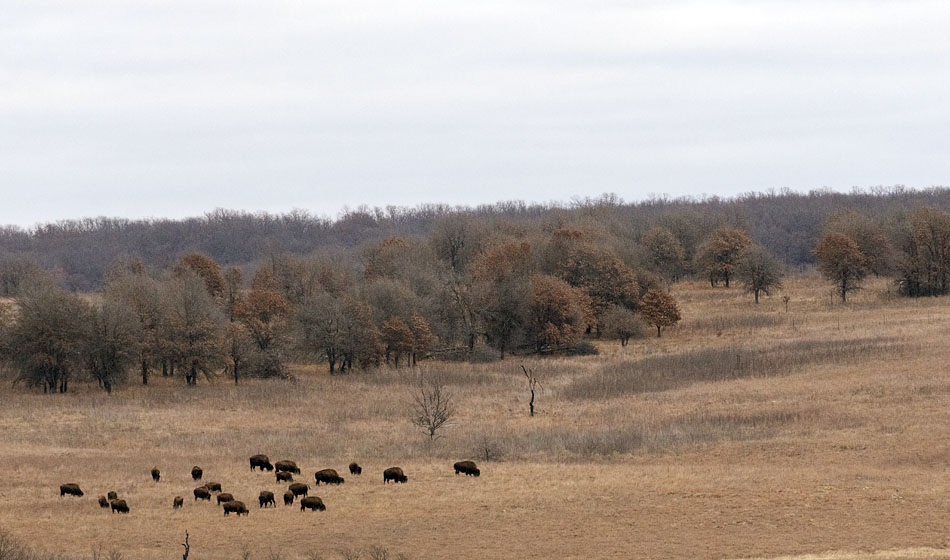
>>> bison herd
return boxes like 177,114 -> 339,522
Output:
58,456 -> 482,517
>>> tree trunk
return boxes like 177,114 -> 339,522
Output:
754,289 -> 760,304
233,360 -> 239,384
141,360 -> 149,385
657,325 -> 662,337
529,388 -> 535,417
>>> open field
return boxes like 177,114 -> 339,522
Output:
4,274 -> 950,559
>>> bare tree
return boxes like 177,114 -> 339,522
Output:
410,375 -> 454,441
181,531 -> 190,560
521,365 -> 543,417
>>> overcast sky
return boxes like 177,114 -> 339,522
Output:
2,1 -> 949,228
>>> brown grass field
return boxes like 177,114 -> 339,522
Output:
4,274 -> 950,559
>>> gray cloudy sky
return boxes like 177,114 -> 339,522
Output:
2,1 -> 949,227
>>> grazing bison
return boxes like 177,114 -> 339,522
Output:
453,461 -> 480,477
314,469 -> 344,485
205,481 -> 222,493
110,499 -> 129,514
216,492 -> 234,506
349,462 -> 362,475
107,491 -> 118,501
222,500 -> 249,516
288,483 -> 309,497
194,486 -> 212,501
98,496 -> 109,508
283,491 -> 294,505
191,466 -> 203,480
151,467 -> 160,482
173,496 -> 184,509
276,471 -> 293,483
299,496 -> 325,511
275,460 -> 300,474
60,483 -> 84,497
383,467 -> 407,484
259,491 -> 276,508
250,454 -> 273,471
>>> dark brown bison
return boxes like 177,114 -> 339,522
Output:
283,491 -> 294,505
205,481 -> 222,493
191,466 -> 203,480
216,492 -> 234,505
151,467 -> 160,482
276,471 -> 293,483
275,460 -> 300,474
98,496 -> 109,508
222,500 -> 248,516
383,467 -> 407,484
250,454 -> 273,471
110,499 -> 129,514
299,496 -> 325,511
288,482 -> 309,497
453,461 -> 480,477
259,491 -> 275,508
194,486 -> 212,501
60,483 -> 83,497
173,496 -> 183,509
107,491 -> 118,501
349,462 -> 362,475
314,469 -> 344,485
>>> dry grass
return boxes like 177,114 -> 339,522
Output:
4,275 -> 950,559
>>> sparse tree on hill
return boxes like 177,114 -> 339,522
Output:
410,375 -> 454,441
600,305 -> 644,346
176,253 -> 225,299
642,226 -> 686,282
815,232 -> 868,302
695,226 -> 752,287
524,274 -> 592,354
409,314 -> 432,366
234,267 -> 293,378
639,289 -> 681,337
736,245 -> 784,304
160,271 -> 227,386
381,316 -> 414,367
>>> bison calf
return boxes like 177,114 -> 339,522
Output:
314,469 -> 344,485
299,496 -> 325,511
194,487 -> 212,501
173,496 -> 184,509
276,471 -> 293,483
383,467 -> 407,484
151,467 -> 160,482
259,491 -> 276,508
98,496 -> 109,508
250,454 -> 273,471
283,491 -> 294,505
349,462 -> 362,475
191,466 -> 203,480
453,461 -> 480,477
222,500 -> 249,516
110,499 -> 130,514
107,491 -> 118,501
60,483 -> 83,497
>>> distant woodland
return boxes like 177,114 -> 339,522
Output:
4,185 -> 950,392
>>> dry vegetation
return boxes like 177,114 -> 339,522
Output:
4,275 -> 950,559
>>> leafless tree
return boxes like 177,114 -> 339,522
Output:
410,375 -> 454,441
521,365 -> 543,417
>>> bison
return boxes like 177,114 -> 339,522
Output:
288,482 -> 309,497
60,483 -> 83,497
259,491 -> 276,508
349,462 -> 362,475
107,491 -> 118,501
283,491 -> 294,506
205,481 -> 222,493
151,467 -> 160,482
276,471 -> 293,483
110,499 -> 129,514
191,466 -> 203,480
299,496 -> 325,511
194,486 -> 212,501
216,492 -> 234,506
173,496 -> 184,509
275,460 -> 300,474
453,461 -> 480,477
98,496 -> 109,508
314,469 -> 344,485
250,454 -> 273,471
383,467 -> 407,484
222,500 -> 249,516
